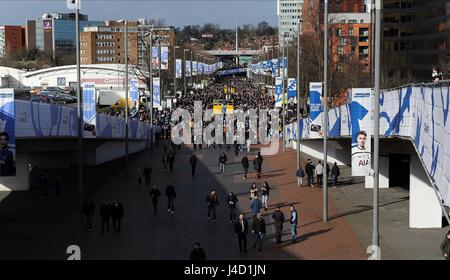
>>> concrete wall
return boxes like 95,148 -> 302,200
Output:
409,155 -> 442,228
365,155 -> 390,189
295,139 -> 351,166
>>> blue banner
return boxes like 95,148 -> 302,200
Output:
129,80 -> 139,118
185,60 -> 191,77
153,77 -> 161,108
176,59 -> 182,78
0,88 -> 15,176
275,77 -> 283,108
161,46 -> 168,70
309,82 -> 323,138
82,82 -> 96,138
288,78 -> 297,98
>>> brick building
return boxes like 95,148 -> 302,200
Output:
0,26 -> 25,58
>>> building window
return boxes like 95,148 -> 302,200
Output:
338,46 -> 344,55
335,28 -> 342,36
349,28 -> 354,36
339,37 -> 346,45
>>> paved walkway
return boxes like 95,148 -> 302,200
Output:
2,140 -> 445,259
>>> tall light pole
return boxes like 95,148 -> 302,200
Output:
173,45 -> 179,97
282,34 -> 286,153
183,49 -> 189,96
323,0 -> 329,222
75,0 -> 83,207
144,31 -> 153,152
118,19 -> 129,177
373,0 -> 382,257
296,18 -> 302,171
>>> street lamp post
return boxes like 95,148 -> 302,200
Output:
122,19 -> 129,177
296,18 -> 302,171
373,0 -> 382,258
282,34 -> 286,153
75,1 -> 83,207
323,0 -> 329,222
174,45 -> 179,97
144,31 -> 153,152
183,49 -> 189,96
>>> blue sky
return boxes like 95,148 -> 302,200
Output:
0,0 -> 278,28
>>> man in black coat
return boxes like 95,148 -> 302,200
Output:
305,159 -> 315,187
206,189 -> 219,222
227,191 -> 239,222
252,213 -> 266,253
189,153 -> 197,178
150,185 -> 161,215
242,154 -> 249,179
100,198 -> 111,234
190,242 -> 207,260
165,182 -> 176,214
234,214 -> 249,254
111,198 -> 124,234
81,199 -> 95,232
218,152 -> 227,174
253,152 -> 264,179
331,162 -> 340,188
271,206 -> 285,244
168,150 -> 175,172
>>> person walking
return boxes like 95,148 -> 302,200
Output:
54,172 -> 62,197
305,159 -> 315,188
150,185 -> 161,215
316,161 -> 324,187
251,213 -> 266,253
144,163 -> 152,188
189,153 -> 197,178
165,182 -> 176,214
260,182 -> 271,211
206,189 -> 219,222
81,199 -> 95,232
250,195 -> 262,215
249,183 -> 258,200
137,164 -> 143,189
39,172 -> 48,198
190,242 -> 207,260
218,152 -> 227,175
253,152 -> 264,179
168,150 -> 175,172
242,154 -> 249,179
234,214 -> 249,254
441,230 -> 450,260
227,191 -> 239,223
246,138 -> 251,153
289,205 -> 298,243
162,153 -> 169,172
296,167 -> 305,187
111,198 -> 124,234
100,198 -> 111,234
233,140 -> 240,157
331,162 -> 340,188
271,206 -> 285,244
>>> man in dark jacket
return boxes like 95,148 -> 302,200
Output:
111,198 -> 124,234
81,199 -> 95,232
161,153 -> 169,172
305,159 -> 315,187
251,213 -> 266,253
168,150 -> 175,172
227,191 -> 239,222
190,242 -> 207,260
150,185 -> 161,215
296,167 -> 305,187
219,152 -> 227,174
189,153 -> 197,178
331,162 -> 340,188
234,214 -> 249,254
254,152 -> 264,179
242,154 -> 249,179
271,207 -> 285,244
99,198 -> 111,234
441,231 -> 450,260
165,182 -> 176,214
206,190 -> 219,222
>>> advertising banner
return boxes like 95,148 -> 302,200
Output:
309,82 -> 323,139
151,47 -> 159,71
82,82 -> 96,138
185,60 -> 192,77
153,77 -> 161,109
160,46 -> 169,70
192,61 -> 198,76
129,79 -> 139,119
275,77 -> 283,108
176,59 -> 182,78
288,78 -> 297,99
350,88 -> 372,176
0,88 -> 15,176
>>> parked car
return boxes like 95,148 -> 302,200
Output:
38,91 -> 64,104
56,93 -> 77,104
